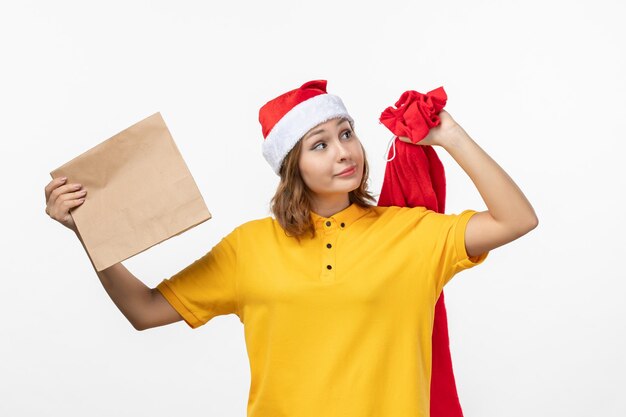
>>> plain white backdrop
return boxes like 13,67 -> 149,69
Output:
1,1 -> 624,416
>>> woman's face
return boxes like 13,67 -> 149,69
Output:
297,117 -> 364,201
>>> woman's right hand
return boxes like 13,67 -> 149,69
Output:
44,177 -> 87,233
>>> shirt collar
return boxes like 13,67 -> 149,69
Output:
310,203 -> 371,232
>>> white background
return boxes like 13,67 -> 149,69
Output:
2,1 -> 624,416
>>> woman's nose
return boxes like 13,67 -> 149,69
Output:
336,142 -> 351,160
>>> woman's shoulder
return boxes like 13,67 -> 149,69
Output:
229,215 -> 301,248
234,215 -> 277,232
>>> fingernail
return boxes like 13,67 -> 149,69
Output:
61,177 -> 67,182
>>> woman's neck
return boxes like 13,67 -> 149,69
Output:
310,193 -> 351,218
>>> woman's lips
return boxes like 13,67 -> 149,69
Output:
336,166 -> 357,177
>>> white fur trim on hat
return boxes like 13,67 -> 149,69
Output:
262,94 -> 353,175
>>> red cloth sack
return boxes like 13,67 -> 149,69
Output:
378,86 -> 465,417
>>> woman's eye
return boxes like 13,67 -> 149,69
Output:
341,129 -> 353,140
312,142 -> 326,150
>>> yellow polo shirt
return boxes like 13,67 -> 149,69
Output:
156,203 -> 488,417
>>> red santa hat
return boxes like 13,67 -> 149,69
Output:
259,79 -> 354,175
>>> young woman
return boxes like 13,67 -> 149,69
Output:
44,80 -> 538,416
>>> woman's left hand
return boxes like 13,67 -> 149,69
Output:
398,110 -> 463,147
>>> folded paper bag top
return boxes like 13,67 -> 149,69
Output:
50,112 -> 211,271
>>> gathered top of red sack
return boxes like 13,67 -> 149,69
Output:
379,86 -> 448,144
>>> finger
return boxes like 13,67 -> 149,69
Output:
56,189 -> 87,212
49,182 -> 83,206
57,189 -> 88,205
45,177 -> 67,201
47,184 -> 82,217
53,196 -> 85,219
63,196 -> 86,209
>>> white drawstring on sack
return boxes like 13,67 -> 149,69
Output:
384,135 -> 397,162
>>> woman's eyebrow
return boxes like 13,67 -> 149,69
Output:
304,118 -> 349,141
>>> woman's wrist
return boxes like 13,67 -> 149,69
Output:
438,125 -> 470,150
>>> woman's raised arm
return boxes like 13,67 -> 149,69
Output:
87,259 -> 183,331
400,110 -> 539,257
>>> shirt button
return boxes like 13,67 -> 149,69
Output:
340,222 -> 345,228
325,221 -> 331,227
326,265 -> 332,270
326,243 -> 332,249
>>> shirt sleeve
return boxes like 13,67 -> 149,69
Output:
416,209 -> 489,292
155,227 -> 240,329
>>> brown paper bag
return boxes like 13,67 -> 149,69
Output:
50,112 -> 211,271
